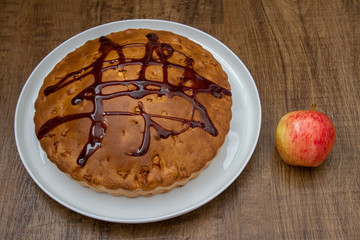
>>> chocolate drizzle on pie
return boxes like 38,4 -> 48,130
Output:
37,33 -> 231,167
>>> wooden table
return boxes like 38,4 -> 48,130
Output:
1,0 -> 359,239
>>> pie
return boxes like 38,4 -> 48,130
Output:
34,29 -> 232,197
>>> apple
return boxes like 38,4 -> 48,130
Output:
275,105 -> 336,167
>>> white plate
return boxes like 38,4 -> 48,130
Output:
14,19 -> 261,223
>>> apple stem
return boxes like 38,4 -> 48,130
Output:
310,104 -> 316,111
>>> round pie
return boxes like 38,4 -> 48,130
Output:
34,29 -> 232,197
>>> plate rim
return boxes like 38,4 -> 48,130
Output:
14,19 -> 261,223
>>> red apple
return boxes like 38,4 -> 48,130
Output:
275,105 -> 336,167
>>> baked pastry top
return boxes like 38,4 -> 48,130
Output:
34,29 -> 232,197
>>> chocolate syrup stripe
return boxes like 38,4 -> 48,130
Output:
37,33 -> 232,167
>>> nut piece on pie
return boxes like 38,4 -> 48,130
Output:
34,29 -> 232,197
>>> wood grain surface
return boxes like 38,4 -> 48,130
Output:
1,0 -> 359,239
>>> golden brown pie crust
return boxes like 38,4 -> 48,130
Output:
34,29 -> 232,197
